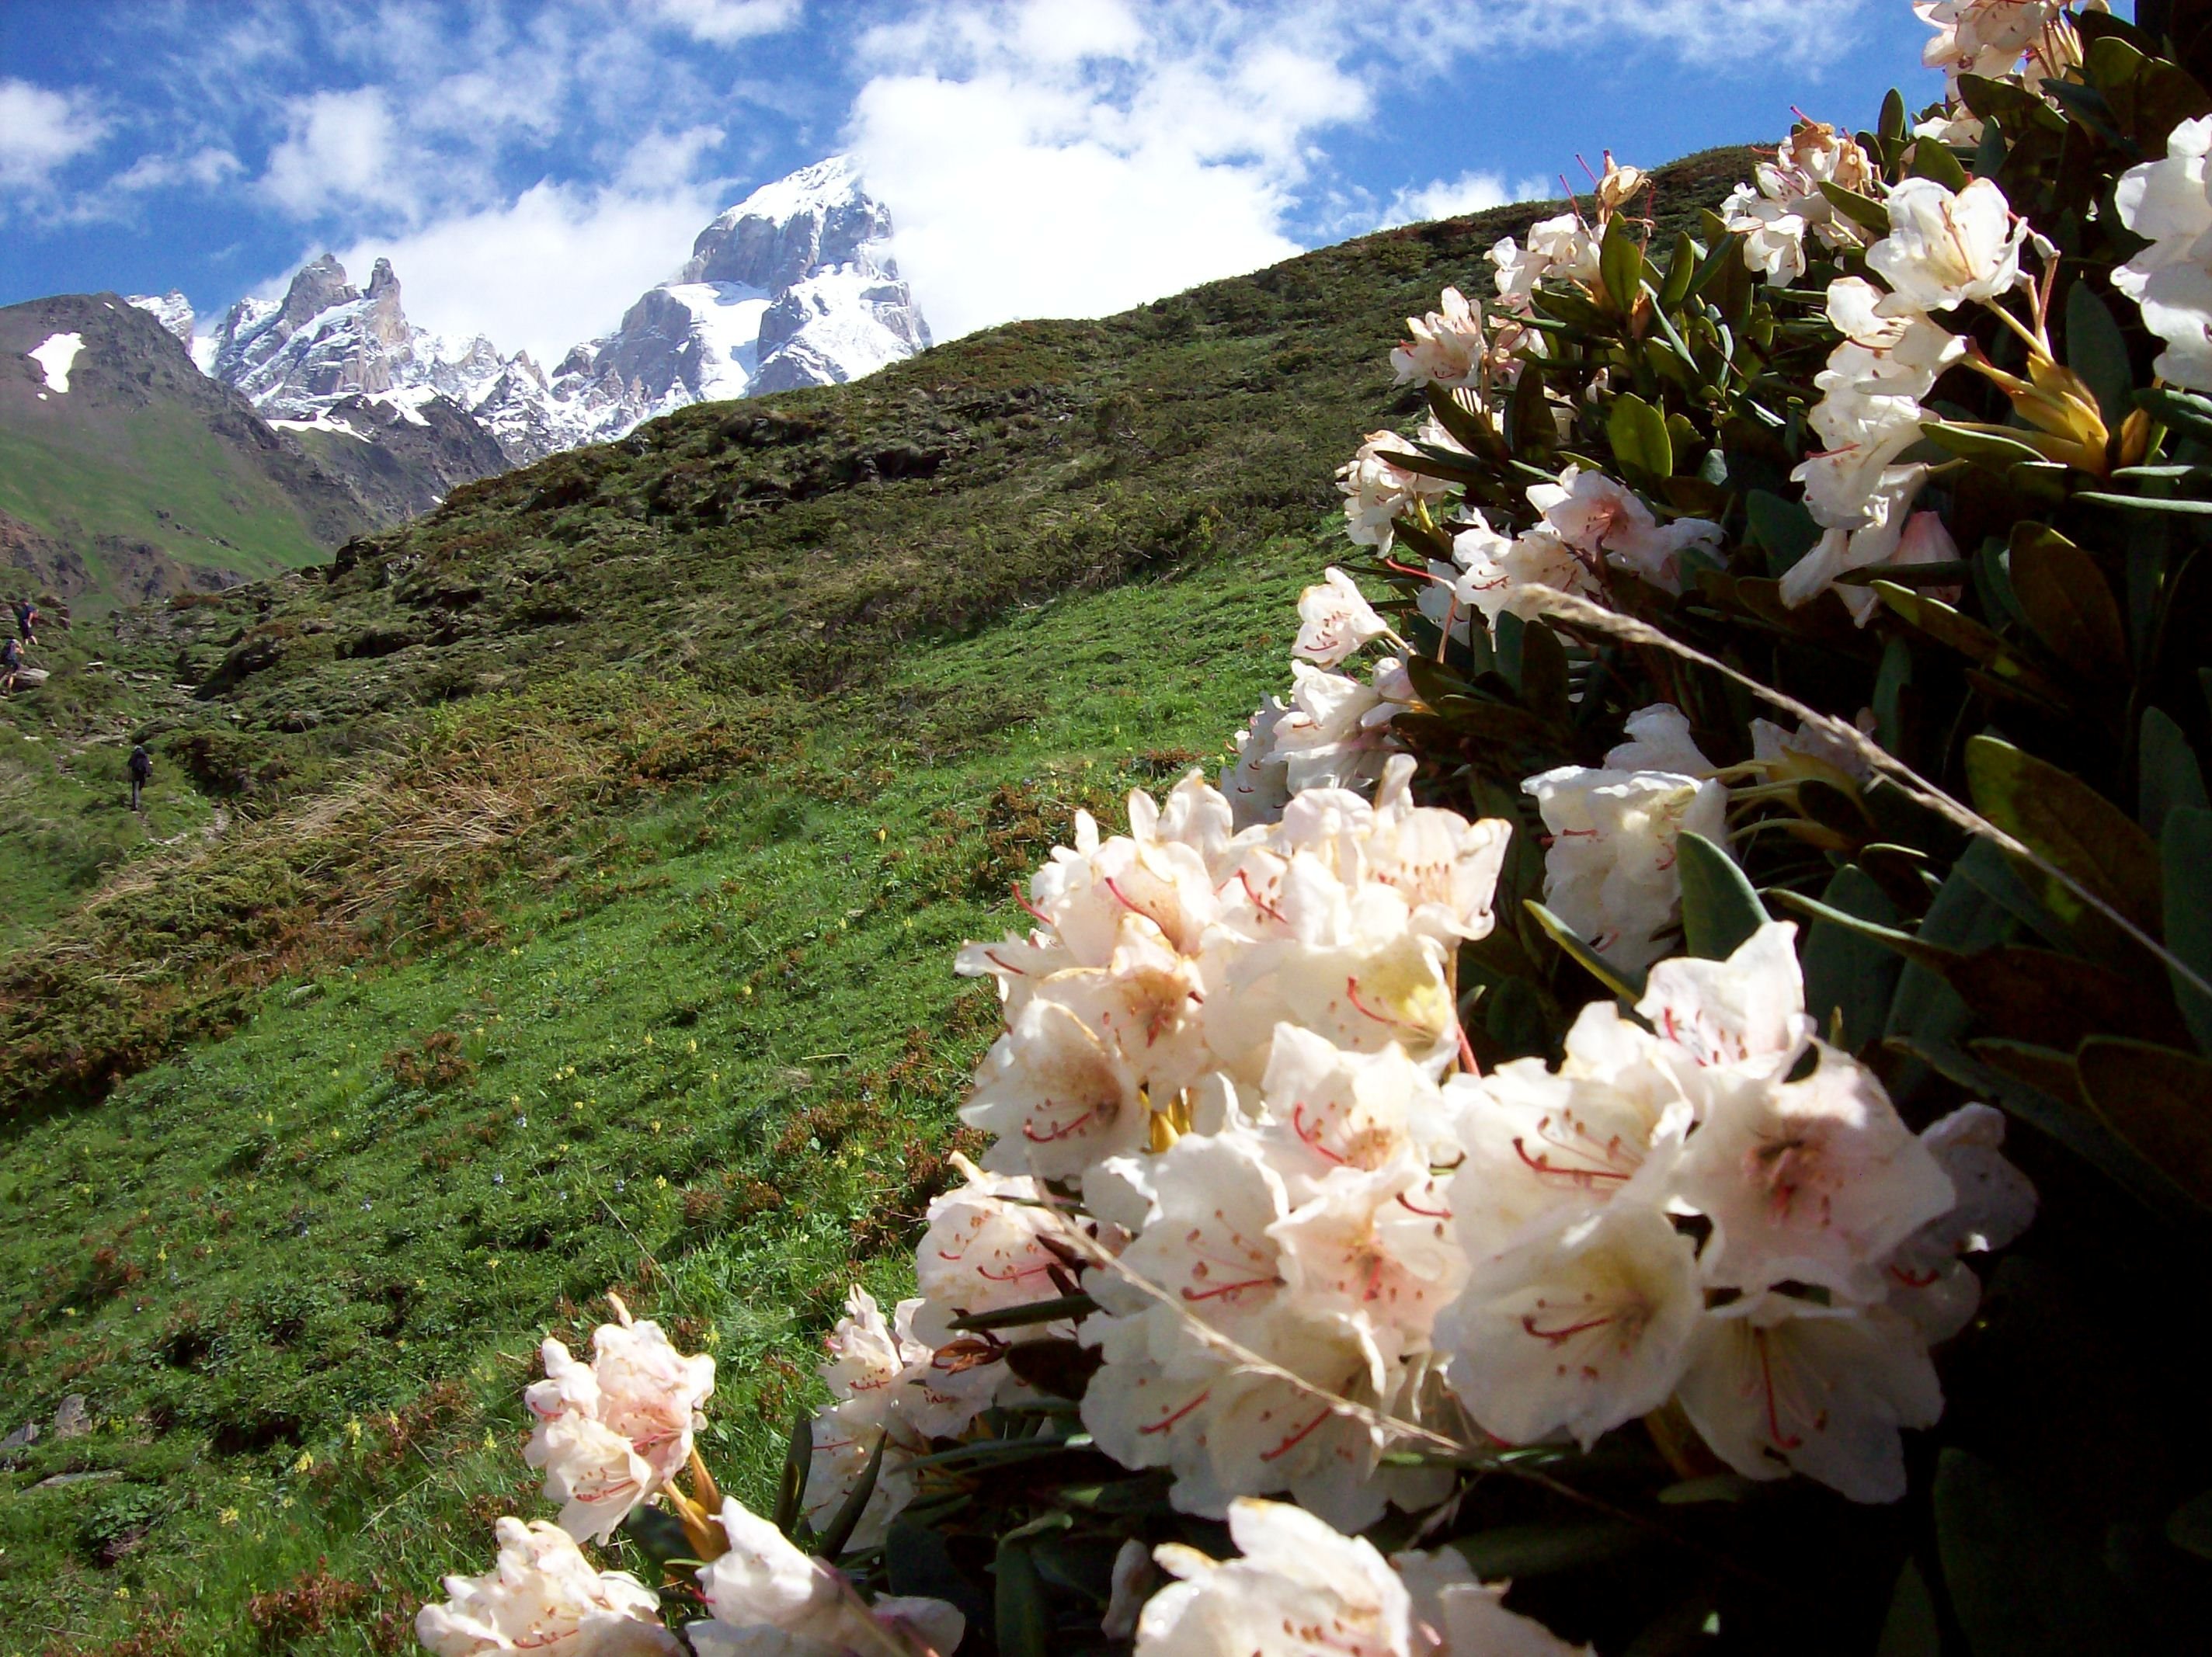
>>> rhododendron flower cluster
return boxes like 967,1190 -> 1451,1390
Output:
416,1519 -> 680,1657
525,1295 -> 715,1544
1721,118 -> 1877,285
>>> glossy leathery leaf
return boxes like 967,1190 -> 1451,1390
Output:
1744,488 -> 1821,578
948,1292 -> 1097,1332
1525,902 -> 1646,1002
1676,832 -> 1765,960
1906,134 -> 1970,188
1508,359 -> 1553,458
2063,281 -> 2137,431
2009,524 -> 2128,683
1608,392 -> 1673,481
2162,807 -> 2212,1054
1878,86 -> 1908,142
1515,610 -> 1570,721
1449,1520 -> 1648,1582
1876,1562 -> 1942,1657
1002,1337 -> 1101,1401
2078,1038 -> 2212,1205
1769,888 -> 1961,971
2083,33 -> 2212,147
1970,1038 -> 2083,1105
1599,213 -> 1647,315
1956,71 -> 2070,133
1942,944 -> 2191,1049
1802,865 -> 1904,1053
774,1404 -> 812,1536
1920,420 -> 2054,467
2141,707 -> 2209,838
1873,584 -> 2073,707
886,1521 -> 993,1636
1818,180 -> 1894,237
622,1503 -> 695,1585
2134,383 -> 2212,444
1656,230 -> 1699,310
1935,1450 -> 2144,1657
994,1535 -> 1054,1657
1967,736 -> 2163,935
2071,488 -> 2212,515
1426,382 -> 1508,461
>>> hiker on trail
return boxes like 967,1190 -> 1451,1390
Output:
129,742 -> 152,812
12,599 -> 33,647
0,637 -> 18,696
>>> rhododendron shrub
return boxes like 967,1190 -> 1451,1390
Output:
422,5 -> 2212,1652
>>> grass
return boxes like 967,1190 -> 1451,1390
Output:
0,533 -> 1316,1652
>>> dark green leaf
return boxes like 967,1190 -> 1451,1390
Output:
1676,832 -> 1765,960
2009,524 -> 2128,682
1657,230 -> 1699,310
2077,1038 -> 2212,1205
1449,1520 -> 1647,1582
1817,180 -> 1893,237
1944,944 -> 2190,1048
774,1405 -> 812,1536
2142,710 -> 2210,839
1935,1449 -> 2142,1657
1873,584 -> 2073,707
2162,807 -> 2212,1054
2064,281 -> 2136,432
2071,489 -> 2212,516
1744,488 -> 1821,578
2167,1489 -> 2212,1561
887,1520 -> 993,1635
2136,384 -> 2212,444
1508,360 -> 1553,459
814,1429 -> 886,1562
1878,87 -> 1908,143
1002,1337 -> 1101,1400
1967,735 -> 2163,935
1599,214 -> 1646,315
1919,420 -> 2054,467
1525,901 -> 1647,1002
1802,866 -> 1905,1053
1769,888 -> 1960,971
1875,1562 -> 1941,1657
948,1292 -> 1097,1332
1425,382 -> 1507,460
1375,443 -> 1488,485
994,1537 -> 1054,1657
1517,614 -> 1570,721
1608,392 -> 1673,480
1906,134 -> 1970,188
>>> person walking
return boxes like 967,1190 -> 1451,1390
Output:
0,636 -> 18,696
128,742 -> 152,813
11,599 -> 34,648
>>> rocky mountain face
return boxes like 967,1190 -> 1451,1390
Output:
191,156 -> 930,469
0,293 -> 375,611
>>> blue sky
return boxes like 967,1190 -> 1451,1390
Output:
0,1 -> 1949,360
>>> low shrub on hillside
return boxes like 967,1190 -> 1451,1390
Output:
415,9 -> 2212,1655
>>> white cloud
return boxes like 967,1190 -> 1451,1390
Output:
110,145 -> 245,194
847,2 -> 1369,342
325,175 -> 727,363
650,0 -> 803,44
1379,169 -> 1549,230
0,78 -> 108,193
260,87 -> 419,220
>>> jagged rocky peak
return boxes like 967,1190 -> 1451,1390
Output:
127,291 -> 195,346
683,155 -> 893,289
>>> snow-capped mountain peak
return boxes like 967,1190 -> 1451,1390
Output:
193,155 -> 927,468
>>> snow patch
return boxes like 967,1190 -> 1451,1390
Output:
28,333 -> 84,394
270,415 -> 370,440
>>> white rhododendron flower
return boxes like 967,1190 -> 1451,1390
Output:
1133,1499 -> 1587,1657
1636,921 -> 1814,1073
524,1299 -> 715,1544
1601,703 -> 1717,778
1490,213 -> 1602,309
1791,278 -> 1964,533
1223,695 -> 1295,828
1782,465 -> 1933,613
1723,119 -> 1876,284
1268,662 -> 1396,796
1440,1194 -> 1702,1450
1138,1497 -> 1413,1656
1527,466 -> 1720,596
1677,1295 -> 1942,1503
803,1288 -> 928,1550
1866,178 -> 2030,314
1427,515 -> 1602,634
690,1498 -> 964,1657
1674,1045 -> 1956,1301
1296,568 -> 1397,667
1917,0 -> 2068,86
1339,431 -> 1453,548
1522,763 -> 1729,971
417,1517 -> 680,1657
2113,115 -> 2212,394
1390,287 -> 1487,389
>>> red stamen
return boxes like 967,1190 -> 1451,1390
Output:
1521,1311 -> 1613,1346
1139,1391 -> 1210,1436
1023,1107 -> 1097,1144
1757,1330 -> 1804,1451
1261,1407 -> 1334,1462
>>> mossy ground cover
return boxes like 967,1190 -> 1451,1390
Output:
0,534 -> 1313,1653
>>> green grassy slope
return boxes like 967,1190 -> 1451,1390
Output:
0,535 -> 1314,1652
0,149 -> 1758,1652
0,294 -> 369,617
